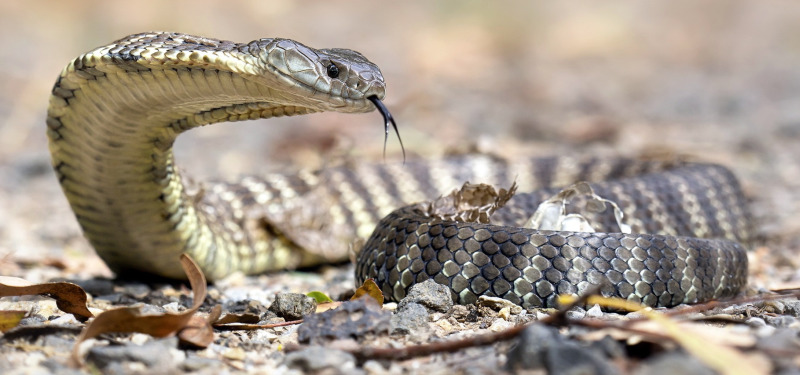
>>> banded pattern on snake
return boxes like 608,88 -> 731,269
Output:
47,32 -> 750,307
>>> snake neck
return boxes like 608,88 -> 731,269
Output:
47,54 -> 320,279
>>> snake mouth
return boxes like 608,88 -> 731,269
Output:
369,96 -> 405,162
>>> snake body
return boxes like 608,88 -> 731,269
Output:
47,32 -> 750,307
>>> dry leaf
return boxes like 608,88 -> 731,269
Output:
0,310 -> 27,332
72,254 -> 207,365
559,295 -> 771,375
178,304 -> 222,348
0,277 -> 93,321
351,279 -> 384,305
315,301 -> 343,313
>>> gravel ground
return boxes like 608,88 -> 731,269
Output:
1,1 -> 799,374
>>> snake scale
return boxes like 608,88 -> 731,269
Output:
47,32 -> 750,308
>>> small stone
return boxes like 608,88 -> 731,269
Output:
450,305 -> 479,323
226,299 -> 268,316
489,319 -> 514,332
181,356 -> 224,372
745,317 -> 767,327
48,314 -> 79,326
634,351 -> 715,375
506,325 -> 616,374
86,337 -> 180,370
586,304 -> 604,318
545,341 -> 616,375
477,296 -> 523,315
162,302 -> 182,313
764,315 -> 798,328
506,325 -> 556,370
434,318 -> 453,332
268,293 -> 316,320
284,346 -> 356,372
397,279 -> 453,313
784,300 -> 800,317
222,347 -> 246,361
382,302 -> 398,311
566,309 -> 586,320
298,298 -> 390,344
498,307 -> 512,320
390,302 -> 430,336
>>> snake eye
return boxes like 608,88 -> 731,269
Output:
326,63 -> 339,78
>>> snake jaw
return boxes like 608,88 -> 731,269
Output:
258,39 -> 386,113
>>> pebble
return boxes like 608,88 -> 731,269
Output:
746,317 -> 767,327
181,355 -> 225,372
498,307 -> 512,320
476,296 -> 523,315
283,346 -> 357,373
488,319 -> 514,332
297,298 -> 390,344
86,337 -> 181,370
390,302 -> 430,336
784,300 -> 800,317
225,299 -> 269,316
397,279 -> 453,313
506,324 -> 616,375
566,309 -> 586,320
47,315 -> 79,326
586,304 -> 604,318
222,347 -> 246,361
764,315 -> 798,328
634,351 -> 715,375
268,292 -> 316,320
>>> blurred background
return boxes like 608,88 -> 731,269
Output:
0,1 -> 798,287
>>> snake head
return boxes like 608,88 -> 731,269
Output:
258,39 -> 386,113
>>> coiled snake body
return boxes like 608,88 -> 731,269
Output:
47,32 -> 750,308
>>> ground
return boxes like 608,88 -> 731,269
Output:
0,1 -> 799,374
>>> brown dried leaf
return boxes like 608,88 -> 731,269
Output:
351,279 -> 384,305
0,310 -> 27,332
72,254 -> 207,365
178,304 -> 222,349
315,301 -> 343,313
560,295 -> 771,375
0,276 -> 93,321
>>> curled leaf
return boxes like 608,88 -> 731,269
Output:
178,304 -> 222,348
351,279 -> 384,305
72,254 -> 207,365
0,277 -> 93,321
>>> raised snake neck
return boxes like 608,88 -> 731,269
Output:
47,32 -> 750,307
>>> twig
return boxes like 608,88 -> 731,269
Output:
213,319 -> 303,331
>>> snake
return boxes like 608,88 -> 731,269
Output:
47,32 -> 750,308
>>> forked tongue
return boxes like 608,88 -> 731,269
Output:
368,95 -> 405,163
